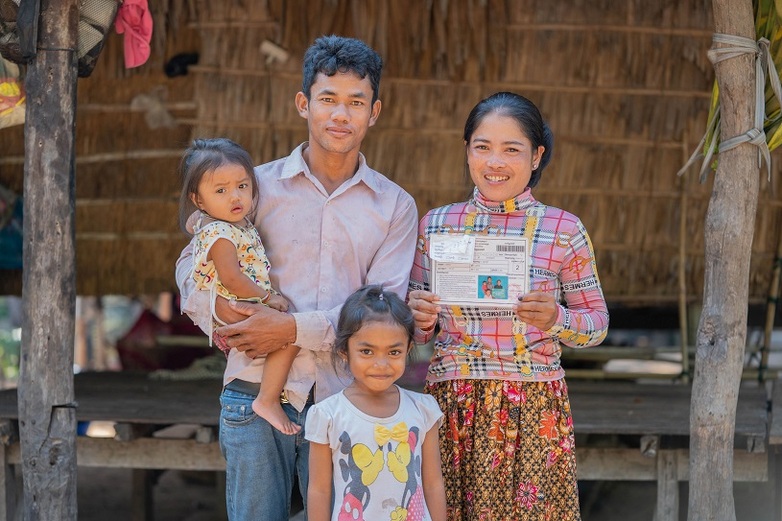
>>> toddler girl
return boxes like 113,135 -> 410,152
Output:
178,137 -> 300,435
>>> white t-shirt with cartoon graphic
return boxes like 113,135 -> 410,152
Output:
305,386 -> 443,521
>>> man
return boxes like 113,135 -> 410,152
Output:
175,35 -> 417,520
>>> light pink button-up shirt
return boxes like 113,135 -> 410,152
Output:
175,143 -> 418,411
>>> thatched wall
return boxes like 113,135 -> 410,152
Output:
0,2 -> 198,294
1,0 -> 780,309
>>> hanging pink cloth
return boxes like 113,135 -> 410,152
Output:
114,0 -> 153,68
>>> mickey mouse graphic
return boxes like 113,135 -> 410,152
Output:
336,431 -> 374,521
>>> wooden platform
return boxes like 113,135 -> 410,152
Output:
0,372 -> 225,521
0,372 -> 778,521
569,380 -> 776,521
570,380 -> 768,439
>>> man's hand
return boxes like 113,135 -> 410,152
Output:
215,300 -> 297,359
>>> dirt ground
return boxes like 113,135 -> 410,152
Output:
71,466 -> 777,521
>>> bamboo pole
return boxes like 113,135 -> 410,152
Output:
19,0 -> 79,519
679,139 -> 691,383
761,231 -> 782,381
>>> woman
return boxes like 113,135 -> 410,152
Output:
408,92 -> 609,521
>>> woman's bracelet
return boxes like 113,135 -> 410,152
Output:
260,290 -> 271,304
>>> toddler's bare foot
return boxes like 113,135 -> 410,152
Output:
252,395 -> 301,435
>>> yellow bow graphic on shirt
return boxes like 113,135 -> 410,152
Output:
374,422 -> 409,446
352,443 -> 384,486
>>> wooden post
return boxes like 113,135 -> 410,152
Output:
689,1 -> 758,520
18,0 -> 79,520
0,420 -> 19,521
130,470 -> 154,521
655,450 -> 679,521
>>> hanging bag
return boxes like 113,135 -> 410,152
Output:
0,55 -> 23,129
0,0 -> 120,78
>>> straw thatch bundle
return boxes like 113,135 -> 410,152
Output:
0,0 -> 779,311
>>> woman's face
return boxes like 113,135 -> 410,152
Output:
466,113 -> 544,202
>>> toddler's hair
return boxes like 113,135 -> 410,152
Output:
177,138 -> 258,235
333,285 -> 415,364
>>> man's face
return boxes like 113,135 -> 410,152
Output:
295,71 -> 381,157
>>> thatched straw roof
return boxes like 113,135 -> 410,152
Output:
1,0 -> 779,309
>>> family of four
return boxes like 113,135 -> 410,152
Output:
175,35 -> 609,521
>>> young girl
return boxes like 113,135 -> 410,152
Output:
178,137 -> 301,435
305,285 -> 446,521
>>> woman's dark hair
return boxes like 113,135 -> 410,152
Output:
177,138 -> 258,235
463,91 -> 554,189
333,285 -> 415,367
301,35 -> 383,104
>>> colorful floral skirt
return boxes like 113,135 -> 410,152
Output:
426,379 -> 581,521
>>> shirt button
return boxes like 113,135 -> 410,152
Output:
321,288 -> 327,293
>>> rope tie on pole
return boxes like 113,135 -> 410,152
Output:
678,35 -> 782,182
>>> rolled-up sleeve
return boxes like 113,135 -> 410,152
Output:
293,310 -> 338,352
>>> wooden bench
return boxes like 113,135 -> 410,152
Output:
0,373 -> 777,521
0,372 -> 225,521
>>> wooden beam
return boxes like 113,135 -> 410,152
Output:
3,443 -> 766,480
6,438 -> 225,471
19,0 -> 79,519
505,23 -> 714,38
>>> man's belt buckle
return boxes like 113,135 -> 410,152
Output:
279,390 -> 290,404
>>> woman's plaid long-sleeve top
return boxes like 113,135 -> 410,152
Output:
410,187 -> 609,383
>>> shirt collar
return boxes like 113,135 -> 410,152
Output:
280,142 -> 383,194
471,186 -> 537,214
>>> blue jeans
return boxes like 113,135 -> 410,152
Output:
219,387 -> 310,520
